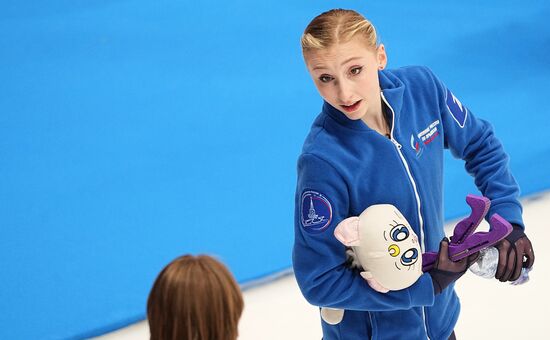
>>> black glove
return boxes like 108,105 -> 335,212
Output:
428,238 -> 479,295
495,224 -> 535,282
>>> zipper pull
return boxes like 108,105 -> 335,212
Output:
391,138 -> 402,149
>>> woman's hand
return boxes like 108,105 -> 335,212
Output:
494,224 -> 535,282
428,238 -> 479,295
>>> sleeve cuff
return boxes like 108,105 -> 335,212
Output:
408,273 -> 435,307
489,201 -> 524,229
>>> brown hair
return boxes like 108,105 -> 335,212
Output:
301,9 -> 378,53
147,254 -> 244,340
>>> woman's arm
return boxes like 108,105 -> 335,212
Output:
293,153 -> 435,311
426,67 -> 535,281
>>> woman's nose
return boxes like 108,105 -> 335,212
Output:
337,80 -> 354,103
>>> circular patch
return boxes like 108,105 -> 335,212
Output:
301,190 -> 332,233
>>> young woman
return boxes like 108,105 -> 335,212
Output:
147,254 -> 243,340
293,9 -> 535,340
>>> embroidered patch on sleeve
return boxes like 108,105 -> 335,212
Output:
445,88 -> 468,128
301,190 -> 333,233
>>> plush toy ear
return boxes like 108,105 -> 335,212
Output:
320,307 -> 345,325
334,216 -> 360,247
360,271 -> 390,293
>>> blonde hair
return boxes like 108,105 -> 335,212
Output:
301,9 -> 378,53
147,254 -> 244,340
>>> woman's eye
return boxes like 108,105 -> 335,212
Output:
390,224 -> 409,242
350,66 -> 363,75
400,248 -> 419,266
319,75 -> 333,83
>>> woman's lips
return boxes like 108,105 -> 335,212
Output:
341,100 -> 362,113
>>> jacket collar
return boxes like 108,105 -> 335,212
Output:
379,69 -> 405,119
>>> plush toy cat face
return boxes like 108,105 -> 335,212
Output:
334,204 -> 422,291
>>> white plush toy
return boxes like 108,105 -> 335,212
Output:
320,204 -> 423,325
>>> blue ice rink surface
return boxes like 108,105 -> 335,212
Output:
1,1 -> 549,338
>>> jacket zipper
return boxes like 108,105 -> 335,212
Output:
381,92 -> 431,339
380,92 -> 425,249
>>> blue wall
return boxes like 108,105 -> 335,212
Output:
1,1 -> 549,338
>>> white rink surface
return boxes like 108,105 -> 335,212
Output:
96,192 -> 549,340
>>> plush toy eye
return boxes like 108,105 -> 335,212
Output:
390,224 -> 409,242
400,248 -> 419,266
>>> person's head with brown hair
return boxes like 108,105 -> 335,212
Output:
147,254 -> 244,340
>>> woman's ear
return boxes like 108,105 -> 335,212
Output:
377,44 -> 387,70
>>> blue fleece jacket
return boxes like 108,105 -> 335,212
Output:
293,66 -> 523,340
